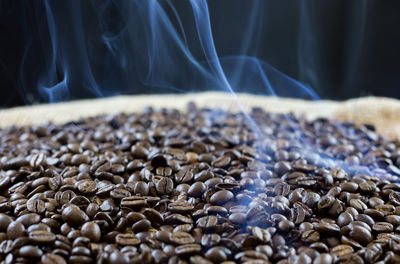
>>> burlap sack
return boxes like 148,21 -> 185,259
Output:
0,92 -> 399,140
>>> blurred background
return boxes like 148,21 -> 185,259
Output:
0,0 -> 399,107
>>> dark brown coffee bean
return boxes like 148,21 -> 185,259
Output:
120,196 -> 147,209
109,251 -> 129,264
373,222 -> 394,232
156,177 -> 174,195
201,234 -> 221,247
16,213 -> 41,227
115,233 -> 140,246
349,199 -> 368,212
41,253 -> 67,264
80,222 -> 101,242
170,232 -> 195,245
0,214 -> 12,232
365,243 -> 383,263
143,208 -> 163,226
19,245 -> 43,258
132,219 -> 151,233
212,156 -> 231,168
29,230 -> 56,243
110,188 -> 131,199
188,182 -> 207,198
175,244 -> 201,256
129,181 -> 149,196
7,221 -> 25,239
209,190 -> 234,205
0,240 -> 13,254
301,230 -> 320,243
196,216 -> 218,231
26,199 -> 45,214
175,169 -> 194,184
228,213 -> 247,225
165,214 -> 193,225
62,205 -> 89,226
77,180 -> 97,195
314,253 -> 333,264
205,247 -> 227,262
349,226 -> 373,245
131,145 -> 149,159
252,227 -> 271,243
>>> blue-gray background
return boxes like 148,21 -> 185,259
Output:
0,0 -> 399,107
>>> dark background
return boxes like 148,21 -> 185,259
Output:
0,0 -> 399,107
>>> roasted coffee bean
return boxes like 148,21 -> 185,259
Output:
7,221 -> 25,239
0,104 -> 399,262
170,232 -> 195,244
0,214 -> 12,232
188,182 -> 207,198
175,244 -> 201,256
19,245 -> 43,258
301,230 -> 320,243
373,222 -> 394,232
156,177 -> 174,195
196,216 -> 218,231
209,190 -> 234,205
131,219 -> 151,233
26,199 -> 45,214
115,234 -> 140,246
201,233 -> 221,248
143,208 -> 163,226
80,222 -> 101,242
252,227 -> 271,243
41,253 -> 67,264
62,205 -> 89,226
29,230 -> 56,243
16,213 -> 41,227
349,225 -> 373,245
77,180 -> 97,195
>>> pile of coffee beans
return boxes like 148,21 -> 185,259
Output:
0,104 -> 400,263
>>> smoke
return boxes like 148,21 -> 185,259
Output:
19,0 -> 319,104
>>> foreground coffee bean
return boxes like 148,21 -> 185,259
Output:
61,205 -> 89,226
0,104 -> 398,262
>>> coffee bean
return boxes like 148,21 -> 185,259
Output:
77,180 -> 97,195
349,225 -> 373,245
115,233 -> 140,246
212,156 -> 231,168
301,230 -> 320,243
143,208 -> 163,226
175,244 -> 201,256
188,182 -> 207,198
373,222 -> 394,232
365,243 -> 383,263
205,247 -> 228,262
41,253 -> 67,264
156,177 -> 174,195
131,219 -> 151,233
170,232 -> 195,245
80,222 -> 101,242
62,205 -> 89,226
19,245 -> 42,258
0,214 -> 12,232
252,227 -> 271,243
29,230 -> 56,243
197,216 -> 218,231
209,190 -> 234,205
16,213 -> 41,227
228,213 -> 247,225
26,199 -> 45,214
0,104 -> 399,262
201,233 -> 221,248
7,221 -> 25,239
